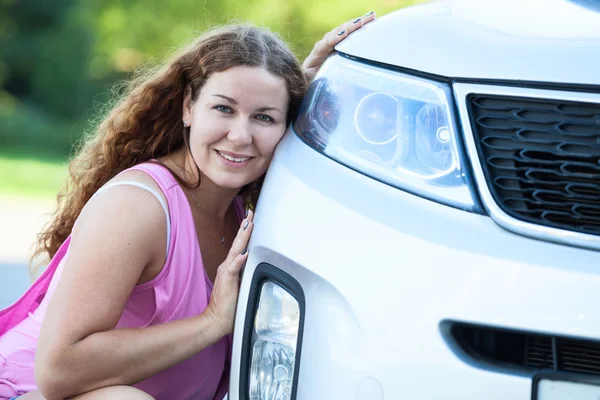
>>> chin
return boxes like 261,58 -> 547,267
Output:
210,172 -> 260,190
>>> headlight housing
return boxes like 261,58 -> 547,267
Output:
248,280 -> 301,400
294,54 -> 480,211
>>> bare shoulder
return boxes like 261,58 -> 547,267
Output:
109,168 -> 168,205
71,168 -> 169,269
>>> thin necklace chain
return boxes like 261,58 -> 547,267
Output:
189,190 -> 226,244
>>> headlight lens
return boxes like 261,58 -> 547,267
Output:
249,281 -> 300,400
294,54 -> 479,211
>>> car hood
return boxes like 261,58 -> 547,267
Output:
336,0 -> 600,86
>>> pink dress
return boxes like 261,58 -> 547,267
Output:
0,162 -> 243,400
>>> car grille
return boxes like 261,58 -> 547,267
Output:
467,94 -> 600,236
451,323 -> 600,377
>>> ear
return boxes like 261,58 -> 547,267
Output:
182,85 -> 194,124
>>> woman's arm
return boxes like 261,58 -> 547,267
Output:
35,180 -> 252,400
302,12 -> 376,81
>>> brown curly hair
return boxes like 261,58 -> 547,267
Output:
33,24 -> 308,265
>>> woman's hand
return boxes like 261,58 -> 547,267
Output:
205,210 -> 254,337
302,11 -> 377,81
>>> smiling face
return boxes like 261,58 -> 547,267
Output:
182,65 -> 290,190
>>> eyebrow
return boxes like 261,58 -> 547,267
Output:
256,106 -> 285,115
212,94 -> 285,115
212,94 -> 237,104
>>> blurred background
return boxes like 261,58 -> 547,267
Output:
0,0 -> 422,306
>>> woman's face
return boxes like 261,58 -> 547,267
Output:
183,66 -> 289,190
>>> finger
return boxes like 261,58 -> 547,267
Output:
227,251 -> 248,275
303,12 -> 377,72
343,12 -> 376,36
227,212 -> 254,260
329,12 -> 377,47
327,20 -> 356,40
230,220 -> 252,257
363,11 -> 377,25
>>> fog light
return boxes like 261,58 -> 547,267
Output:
249,281 -> 300,400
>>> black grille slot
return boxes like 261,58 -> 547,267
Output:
562,339 -> 600,375
451,323 -> 600,377
468,94 -> 600,236
525,336 -> 554,369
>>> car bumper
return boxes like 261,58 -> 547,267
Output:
229,131 -> 600,400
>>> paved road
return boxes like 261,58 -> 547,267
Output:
0,263 -> 31,308
0,195 -> 54,308
0,194 -> 54,263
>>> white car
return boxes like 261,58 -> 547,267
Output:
229,0 -> 600,399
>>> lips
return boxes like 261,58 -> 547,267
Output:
216,150 -> 253,163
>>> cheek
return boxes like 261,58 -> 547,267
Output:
189,122 -> 226,147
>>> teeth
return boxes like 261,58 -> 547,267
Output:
218,151 -> 250,163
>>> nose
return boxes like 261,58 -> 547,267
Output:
227,118 -> 253,147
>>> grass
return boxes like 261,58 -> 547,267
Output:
0,151 -> 69,201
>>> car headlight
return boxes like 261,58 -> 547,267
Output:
249,281 -> 300,400
294,54 -> 480,211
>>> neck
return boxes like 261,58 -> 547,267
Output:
191,184 -> 239,220
164,148 -> 240,219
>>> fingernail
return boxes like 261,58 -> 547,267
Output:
337,30 -> 346,36
243,220 -> 249,230
245,210 -> 249,218
241,248 -> 248,255
353,18 -> 361,23
365,11 -> 374,16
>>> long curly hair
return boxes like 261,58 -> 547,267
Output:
33,24 -> 308,264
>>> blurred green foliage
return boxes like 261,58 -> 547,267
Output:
0,150 -> 68,198
1,0 -> 423,160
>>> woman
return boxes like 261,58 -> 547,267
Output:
0,13 -> 375,400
